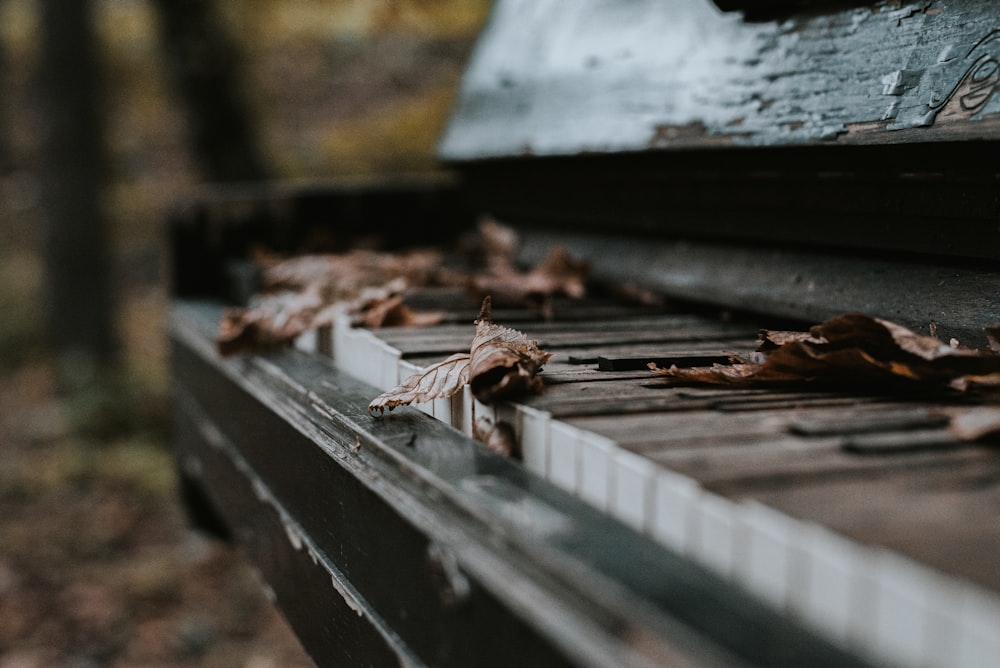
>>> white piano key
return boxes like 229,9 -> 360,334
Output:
432,396 -> 453,426
293,329 -> 318,353
517,405 -> 550,476
788,522 -> 869,646
459,386 -> 476,438
611,450 -> 656,531
337,327 -> 358,377
332,313 -> 351,366
344,326 -> 371,381
651,469 -> 700,554
375,338 -> 401,391
548,421 -> 582,493
357,333 -> 380,387
867,550 -> 937,668
577,432 -> 615,511
689,492 -> 736,577
954,584 -> 1000,668
732,501 -> 796,611
921,580 -> 964,668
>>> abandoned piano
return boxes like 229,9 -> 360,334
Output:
169,1 -> 1000,666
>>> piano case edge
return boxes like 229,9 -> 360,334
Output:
169,300 -> 872,668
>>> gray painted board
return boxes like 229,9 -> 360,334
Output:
439,0 -> 1000,160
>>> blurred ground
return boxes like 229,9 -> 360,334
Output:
0,1 -> 489,665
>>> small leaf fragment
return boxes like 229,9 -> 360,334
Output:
368,353 -> 471,416
473,416 -> 519,458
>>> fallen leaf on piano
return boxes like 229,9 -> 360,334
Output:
472,245 -> 590,317
368,353 -> 471,416
261,249 -> 442,296
348,278 -> 444,329
368,297 -> 552,417
217,250 -> 445,355
473,416 -> 519,458
649,312 -> 1000,391
217,287 -> 340,356
469,297 -> 553,403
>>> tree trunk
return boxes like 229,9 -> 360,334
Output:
0,19 -> 10,175
151,0 -> 269,182
38,0 -> 118,389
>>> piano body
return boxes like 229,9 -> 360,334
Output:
169,1 -> 1000,666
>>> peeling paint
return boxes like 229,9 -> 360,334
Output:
439,0 -> 1000,158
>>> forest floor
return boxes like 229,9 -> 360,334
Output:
0,1 -> 488,666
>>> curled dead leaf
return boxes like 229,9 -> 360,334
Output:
368,297 -> 552,417
349,278 -> 444,329
469,297 -> 553,403
217,249 -> 446,355
262,249 -> 442,295
471,244 -> 589,316
217,288 -> 340,356
368,353 -> 471,417
650,313 -> 1000,391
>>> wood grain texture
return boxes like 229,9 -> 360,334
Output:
439,0 -> 1000,159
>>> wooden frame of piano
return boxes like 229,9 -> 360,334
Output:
170,2 -> 1000,667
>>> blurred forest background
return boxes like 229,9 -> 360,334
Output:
0,0 -> 490,665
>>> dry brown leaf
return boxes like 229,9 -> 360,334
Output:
368,297 -> 552,416
472,245 -> 589,311
650,313 -> 1000,391
368,353 -> 471,416
348,278 -> 444,329
217,288 -> 340,356
261,249 -> 442,295
476,217 -> 519,264
359,294 -> 444,329
217,249 -> 445,355
473,416 -> 519,458
469,297 -> 553,403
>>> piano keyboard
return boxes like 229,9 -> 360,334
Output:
296,290 -> 1000,668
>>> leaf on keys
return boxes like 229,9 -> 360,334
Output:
368,353 -> 471,416
368,297 -> 553,418
217,250 -> 445,355
469,296 -> 553,403
650,312 -> 1000,391
349,278 -> 444,329
261,249 -> 442,296
472,245 -> 589,314
217,287 -> 340,356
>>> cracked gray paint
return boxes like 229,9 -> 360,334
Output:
438,0 -> 1000,160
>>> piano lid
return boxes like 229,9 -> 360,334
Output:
438,0 -> 1000,159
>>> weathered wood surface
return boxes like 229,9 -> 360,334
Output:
439,0 -> 1000,158
354,293 -> 1000,596
171,301 -> 870,668
516,228 -> 1000,345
